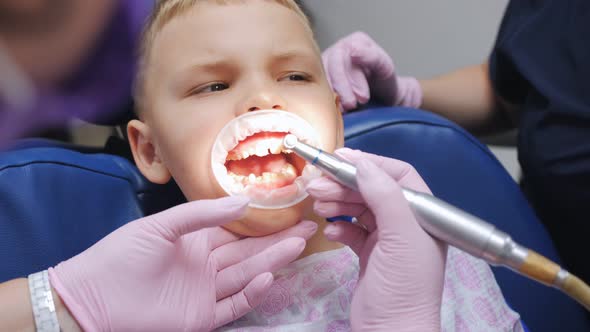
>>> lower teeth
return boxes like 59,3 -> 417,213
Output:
228,163 -> 297,187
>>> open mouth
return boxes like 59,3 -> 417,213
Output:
211,110 -> 321,209
225,132 -> 307,191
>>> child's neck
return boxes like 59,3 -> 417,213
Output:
299,214 -> 344,258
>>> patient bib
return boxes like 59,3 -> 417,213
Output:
218,246 -> 523,332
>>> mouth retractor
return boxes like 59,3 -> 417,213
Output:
211,110 -> 322,209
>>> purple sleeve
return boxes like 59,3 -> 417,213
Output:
60,0 -> 155,125
0,0 -> 155,145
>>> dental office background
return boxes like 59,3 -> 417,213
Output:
75,0 -> 519,180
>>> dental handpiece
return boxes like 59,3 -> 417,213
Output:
283,134 -> 590,310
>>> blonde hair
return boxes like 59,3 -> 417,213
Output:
134,0 -> 314,115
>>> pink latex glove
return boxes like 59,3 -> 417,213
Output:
49,196 -> 318,331
306,149 -> 446,332
322,31 -> 423,112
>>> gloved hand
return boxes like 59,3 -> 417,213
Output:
321,31 -> 422,112
49,196 -> 317,331
306,149 -> 446,332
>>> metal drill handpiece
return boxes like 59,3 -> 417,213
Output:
282,134 -> 527,267
283,134 -> 358,190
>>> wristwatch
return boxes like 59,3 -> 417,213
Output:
28,270 -> 60,332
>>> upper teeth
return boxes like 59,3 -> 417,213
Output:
211,110 -> 320,165
227,136 -> 291,161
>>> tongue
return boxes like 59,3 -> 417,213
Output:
226,154 -> 289,177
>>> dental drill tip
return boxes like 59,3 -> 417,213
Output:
283,134 -> 298,149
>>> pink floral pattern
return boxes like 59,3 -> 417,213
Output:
454,251 -> 483,290
259,281 -> 292,317
474,297 -> 499,327
455,314 -> 470,332
326,319 -> 350,332
218,246 -> 523,332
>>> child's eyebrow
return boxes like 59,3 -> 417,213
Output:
270,50 -> 320,67
171,60 -> 235,89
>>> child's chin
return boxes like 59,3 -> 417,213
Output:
222,200 -> 310,237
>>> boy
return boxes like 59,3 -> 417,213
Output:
127,0 -> 522,330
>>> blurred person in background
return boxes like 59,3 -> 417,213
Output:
0,0 -> 152,144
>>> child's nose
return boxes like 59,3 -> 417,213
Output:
248,103 -> 282,112
238,90 -> 287,115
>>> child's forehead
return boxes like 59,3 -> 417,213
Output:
151,2 -> 319,64
154,2 -> 314,45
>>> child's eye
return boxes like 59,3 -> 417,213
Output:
192,82 -> 229,95
279,73 -> 311,82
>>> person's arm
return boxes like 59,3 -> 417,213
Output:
0,278 -> 81,331
419,62 -> 514,135
0,197 -> 318,331
321,33 -> 516,136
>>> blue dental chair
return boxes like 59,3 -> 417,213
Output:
0,107 -> 588,331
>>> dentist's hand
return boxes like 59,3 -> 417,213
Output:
322,32 -> 422,112
306,149 -> 446,332
49,196 -> 317,332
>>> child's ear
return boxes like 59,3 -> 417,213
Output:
334,92 -> 345,148
127,120 -> 171,184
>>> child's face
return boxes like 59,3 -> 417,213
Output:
129,1 -> 343,236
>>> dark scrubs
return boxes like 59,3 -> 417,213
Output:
490,0 -> 590,283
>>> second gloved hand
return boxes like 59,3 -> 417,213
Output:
322,31 -> 422,112
306,149 -> 446,332
49,196 -> 317,332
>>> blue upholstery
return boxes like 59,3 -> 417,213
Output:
0,107 -> 588,331
0,141 -> 185,281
